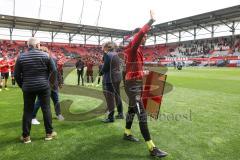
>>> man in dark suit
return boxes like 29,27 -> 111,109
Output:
14,37 -> 57,143
100,42 -> 123,123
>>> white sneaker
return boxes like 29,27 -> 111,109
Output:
57,114 -> 65,121
32,118 -> 40,125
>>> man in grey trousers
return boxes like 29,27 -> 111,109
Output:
100,42 -> 123,123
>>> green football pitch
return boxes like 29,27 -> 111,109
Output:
0,67 -> 239,160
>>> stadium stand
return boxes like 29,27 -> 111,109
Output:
0,40 -> 103,66
1,35 -> 240,67
141,36 -> 240,67
167,36 -> 240,58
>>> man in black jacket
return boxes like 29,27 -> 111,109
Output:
15,37 -> 57,143
75,58 -> 85,86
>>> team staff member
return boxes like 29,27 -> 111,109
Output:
75,58 -> 85,86
15,37 -> 57,143
0,56 -> 10,90
123,10 -> 168,158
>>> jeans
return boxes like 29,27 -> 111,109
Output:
22,89 -> 53,137
33,90 -> 61,118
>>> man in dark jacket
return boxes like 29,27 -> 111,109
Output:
75,58 -> 85,86
100,42 -> 123,123
14,37 -> 57,143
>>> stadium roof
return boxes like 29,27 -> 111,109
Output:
0,5 -> 239,43
0,14 -> 129,38
150,5 -> 240,36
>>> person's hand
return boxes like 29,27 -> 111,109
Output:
150,10 -> 156,21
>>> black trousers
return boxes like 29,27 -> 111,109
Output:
103,82 -> 123,119
22,89 -> 53,137
125,80 -> 151,141
77,69 -> 84,85
97,74 -> 101,84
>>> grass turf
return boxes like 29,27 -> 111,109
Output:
0,67 -> 239,160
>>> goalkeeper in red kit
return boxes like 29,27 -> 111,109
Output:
123,10 -> 168,158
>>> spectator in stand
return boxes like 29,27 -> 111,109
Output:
0,56 -> 10,90
14,37 -> 57,143
75,57 -> 85,86
86,58 -> 94,83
